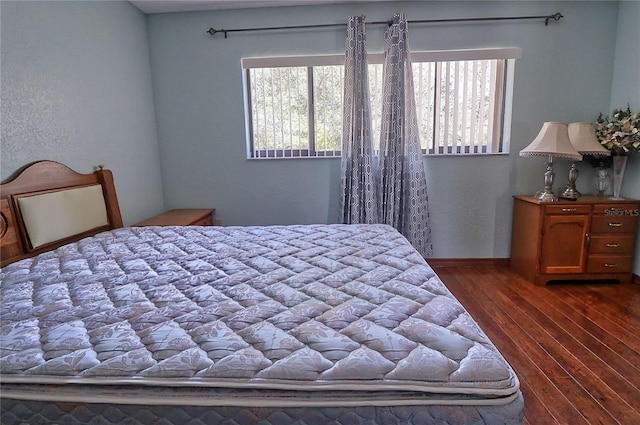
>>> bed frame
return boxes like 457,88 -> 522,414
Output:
0,160 -> 123,267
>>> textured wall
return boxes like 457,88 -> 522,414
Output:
147,1 -> 618,258
610,0 -> 640,275
1,1 -> 630,263
0,1 -> 164,225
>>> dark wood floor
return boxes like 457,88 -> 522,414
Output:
435,265 -> 640,425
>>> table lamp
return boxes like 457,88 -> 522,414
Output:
520,122 -> 583,202
560,122 -> 610,199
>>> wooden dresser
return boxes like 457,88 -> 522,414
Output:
510,195 -> 639,285
134,209 -> 215,226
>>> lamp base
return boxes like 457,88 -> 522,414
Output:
533,157 -> 558,202
560,162 -> 580,199
559,187 -> 581,199
534,189 -> 558,202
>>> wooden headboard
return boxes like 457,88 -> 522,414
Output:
0,161 -> 123,267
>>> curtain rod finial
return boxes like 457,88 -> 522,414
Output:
545,12 -> 563,26
207,27 -> 228,38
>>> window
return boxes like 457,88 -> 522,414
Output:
242,48 -> 520,158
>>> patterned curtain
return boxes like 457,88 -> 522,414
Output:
340,16 -> 379,224
378,13 -> 433,257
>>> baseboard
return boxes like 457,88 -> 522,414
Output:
425,260 -> 638,282
427,258 -> 510,268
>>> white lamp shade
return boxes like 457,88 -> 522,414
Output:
520,122 -> 582,161
568,122 -> 611,156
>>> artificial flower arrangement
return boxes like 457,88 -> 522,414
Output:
595,106 -> 640,156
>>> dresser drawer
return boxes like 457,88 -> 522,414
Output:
587,255 -> 633,273
544,205 -> 591,215
593,203 -> 640,215
589,235 -> 636,254
590,216 -> 638,234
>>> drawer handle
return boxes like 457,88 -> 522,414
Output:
604,263 -> 618,268
562,208 -> 577,212
608,222 -> 623,227
605,243 -> 620,248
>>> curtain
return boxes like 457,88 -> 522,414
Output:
378,13 -> 433,257
340,16 -> 379,224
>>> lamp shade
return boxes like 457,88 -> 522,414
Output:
520,122 -> 582,161
568,122 -> 611,156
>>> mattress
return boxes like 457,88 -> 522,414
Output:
1,224 -> 523,424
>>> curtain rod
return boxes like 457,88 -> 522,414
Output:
206,12 -> 563,38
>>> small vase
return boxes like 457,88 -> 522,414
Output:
611,155 -> 628,199
593,167 -> 611,196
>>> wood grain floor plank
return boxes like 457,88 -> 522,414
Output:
439,268 -> 590,425
584,284 -> 640,319
450,269 -> 622,425
439,273 -> 574,424
560,285 -> 640,332
499,278 -> 640,377
435,265 -> 640,425
499,282 -> 640,422
551,285 -> 640,353
495,277 -> 640,392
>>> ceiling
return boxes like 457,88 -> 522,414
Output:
129,0 -> 391,14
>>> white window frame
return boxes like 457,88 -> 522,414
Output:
242,47 -> 521,159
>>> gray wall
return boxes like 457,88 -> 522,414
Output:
0,0 -> 164,225
610,0 -> 640,275
147,1 -> 619,258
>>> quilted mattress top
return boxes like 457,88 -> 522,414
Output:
1,224 -> 519,400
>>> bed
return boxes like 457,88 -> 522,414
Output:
0,161 -> 523,424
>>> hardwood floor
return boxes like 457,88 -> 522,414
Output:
434,265 -> 640,425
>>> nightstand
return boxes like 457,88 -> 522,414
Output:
510,196 -> 638,285
134,209 -> 215,226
